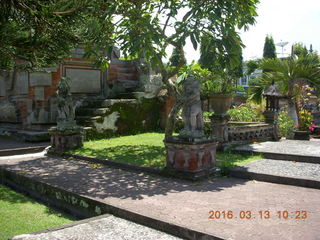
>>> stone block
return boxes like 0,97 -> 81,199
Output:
66,68 -> 101,93
34,87 -> 45,101
0,76 -> 5,96
30,72 -> 52,86
164,137 -> 219,180
14,72 -> 29,95
48,127 -> 84,153
0,101 -> 17,122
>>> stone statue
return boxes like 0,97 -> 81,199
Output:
179,75 -> 204,138
56,77 -> 75,127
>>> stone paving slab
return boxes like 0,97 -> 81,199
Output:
234,140 -> 320,163
12,214 -> 181,240
1,153 -> 320,240
230,159 -> 320,189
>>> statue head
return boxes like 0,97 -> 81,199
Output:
57,77 -> 71,97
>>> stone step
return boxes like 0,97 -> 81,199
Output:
230,159 -> 320,189
75,116 -> 103,125
0,128 -> 50,142
234,140 -> 320,164
76,108 -> 110,116
81,99 -> 138,108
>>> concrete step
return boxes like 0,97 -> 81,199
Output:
230,159 -> 320,189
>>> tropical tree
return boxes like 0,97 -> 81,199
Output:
1,0 -> 260,139
248,55 -> 320,125
87,0 -> 259,138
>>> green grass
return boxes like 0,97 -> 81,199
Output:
69,133 -> 261,170
0,185 -> 73,240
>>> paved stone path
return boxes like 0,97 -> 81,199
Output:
12,214 -> 181,240
1,152 -> 320,240
234,139 -> 320,157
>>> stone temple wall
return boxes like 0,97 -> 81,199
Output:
0,53 -> 106,130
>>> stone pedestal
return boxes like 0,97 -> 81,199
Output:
263,110 -> 278,124
210,114 -> 230,143
48,126 -> 84,153
164,137 -> 219,180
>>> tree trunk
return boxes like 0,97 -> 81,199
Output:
287,98 -> 298,126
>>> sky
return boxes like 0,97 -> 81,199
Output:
182,0 -> 320,63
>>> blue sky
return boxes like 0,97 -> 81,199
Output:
183,0 -> 320,62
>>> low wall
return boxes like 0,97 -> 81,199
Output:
226,122 -> 277,146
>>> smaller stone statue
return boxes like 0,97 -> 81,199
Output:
56,77 -> 76,128
179,75 -> 204,138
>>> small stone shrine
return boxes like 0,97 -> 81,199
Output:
48,77 -> 84,153
263,81 -> 284,124
164,76 -> 219,180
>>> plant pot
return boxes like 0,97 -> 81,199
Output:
293,130 -> 310,140
208,94 -> 233,115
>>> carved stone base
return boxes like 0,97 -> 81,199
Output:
164,137 -> 219,180
210,114 -> 230,143
48,126 -> 84,153
263,110 -> 278,124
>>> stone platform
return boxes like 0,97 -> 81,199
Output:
230,159 -> 320,189
234,139 -> 320,163
1,152 -> 320,240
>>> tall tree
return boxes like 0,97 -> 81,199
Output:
168,45 -> 186,67
263,35 -> 276,59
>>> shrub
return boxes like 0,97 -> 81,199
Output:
227,104 -> 261,122
278,111 -> 294,138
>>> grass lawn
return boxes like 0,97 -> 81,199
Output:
0,185 -> 73,240
69,132 -> 261,171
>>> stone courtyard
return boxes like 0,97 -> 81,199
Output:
0,137 -> 320,240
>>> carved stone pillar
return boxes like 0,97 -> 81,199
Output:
210,114 -> 230,144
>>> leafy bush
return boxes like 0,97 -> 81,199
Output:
227,104 -> 261,122
278,111 -> 294,138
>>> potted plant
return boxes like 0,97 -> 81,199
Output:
293,109 -> 314,140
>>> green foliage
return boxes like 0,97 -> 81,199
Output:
263,35 -> 276,59
246,59 -> 260,75
178,63 -> 242,96
278,111 -> 294,138
248,54 -> 320,104
198,31 -> 244,90
69,132 -> 261,172
0,0 -> 91,70
0,185 -> 73,240
227,104 -> 262,122
169,45 -> 186,67
292,43 -> 309,57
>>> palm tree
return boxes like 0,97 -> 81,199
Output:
249,54 -> 320,125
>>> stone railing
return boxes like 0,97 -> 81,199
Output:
225,122 -> 277,146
